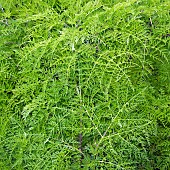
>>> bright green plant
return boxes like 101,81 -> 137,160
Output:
0,0 -> 169,169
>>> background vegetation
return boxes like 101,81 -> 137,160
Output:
0,0 -> 169,169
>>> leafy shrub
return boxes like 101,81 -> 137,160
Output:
0,0 -> 169,169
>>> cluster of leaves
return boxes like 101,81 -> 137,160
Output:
0,0 -> 169,169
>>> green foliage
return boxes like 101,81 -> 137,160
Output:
0,0 -> 169,169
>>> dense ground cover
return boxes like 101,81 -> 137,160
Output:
0,0 -> 170,169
